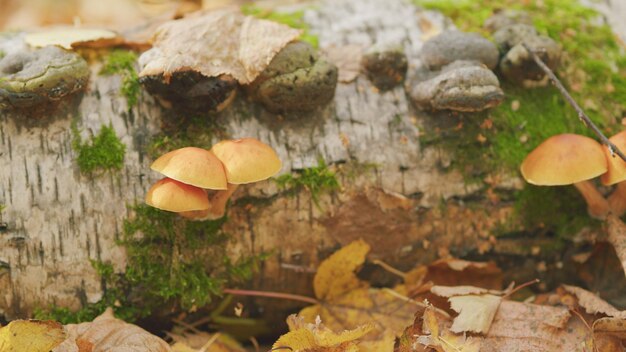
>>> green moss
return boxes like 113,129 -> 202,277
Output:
120,204 -> 260,310
242,5 -> 319,48
36,205 -> 264,323
100,50 -> 141,108
72,122 -> 126,174
412,0 -> 625,236
275,158 -> 340,206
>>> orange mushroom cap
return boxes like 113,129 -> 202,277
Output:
520,133 -> 607,185
145,177 -> 210,212
211,138 -> 282,184
601,131 -> 626,186
150,147 -> 227,190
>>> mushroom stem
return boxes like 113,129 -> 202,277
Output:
207,183 -> 239,219
573,181 -> 610,220
609,182 -> 626,217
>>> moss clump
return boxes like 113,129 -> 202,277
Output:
100,50 -> 140,108
275,158 -> 340,206
36,205 -> 263,323
121,204 -> 260,311
412,0 -> 623,236
34,261 -> 142,323
414,0 -> 625,171
72,123 -> 126,174
242,5 -> 319,48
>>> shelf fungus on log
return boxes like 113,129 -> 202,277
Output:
361,46 -> 408,91
137,8 -> 301,113
420,30 -> 499,71
0,44 -> 89,111
492,23 -> 561,83
246,41 -> 339,113
408,60 -> 504,112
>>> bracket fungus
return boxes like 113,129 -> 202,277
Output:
247,41 -> 338,113
601,131 -> 626,216
0,45 -> 89,110
137,8 -> 301,113
145,139 -> 281,221
409,60 -> 504,112
520,133 -> 609,220
361,47 -> 408,91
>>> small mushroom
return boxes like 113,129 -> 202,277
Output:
420,30 -> 499,70
601,131 -> 626,216
206,138 -> 282,219
520,133 -> 609,219
493,24 -> 561,83
361,47 -> 408,91
150,147 -> 227,190
145,177 -> 210,212
247,41 -> 338,113
408,60 -> 504,112
0,46 -> 89,110
139,71 -> 237,113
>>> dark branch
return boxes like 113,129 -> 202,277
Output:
522,42 -> 626,162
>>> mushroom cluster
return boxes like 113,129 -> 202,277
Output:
520,132 -> 626,220
145,138 -> 281,220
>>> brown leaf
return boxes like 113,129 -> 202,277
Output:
53,308 -> 171,352
424,259 -> 502,290
138,8 -> 301,83
563,285 -> 626,318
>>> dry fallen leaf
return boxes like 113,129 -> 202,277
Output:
0,320 -> 66,352
563,285 -> 626,318
272,315 -> 373,352
415,307 -> 480,352
448,294 -> 501,334
53,308 -> 171,352
24,27 -> 120,49
298,240 -> 417,351
138,8 -> 301,83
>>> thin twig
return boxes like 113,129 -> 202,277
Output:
222,288 -> 319,305
522,42 -> 626,162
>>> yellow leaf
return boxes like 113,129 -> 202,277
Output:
300,240 -> 416,351
313,239 -> 370,301
273,315 -> 372,352
0,320 -> 66,352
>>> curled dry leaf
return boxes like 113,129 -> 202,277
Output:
562,285 -> 626,318
299,240 -> 416,352
138,8 -> 301,83
25,28 -> 120,49
272,315 -> 373,352
0,320 -> 66,352
52,308 -> 171,352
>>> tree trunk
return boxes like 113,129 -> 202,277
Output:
0,0 -> 523,319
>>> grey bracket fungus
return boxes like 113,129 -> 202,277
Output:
139,71 -> 238,113
361,48 -> 408,91
247,41 -> 339,113
420,30 -> 499,71
0,45 -> 89,110
409,60 -> 504,112
493,24 -> 561,82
